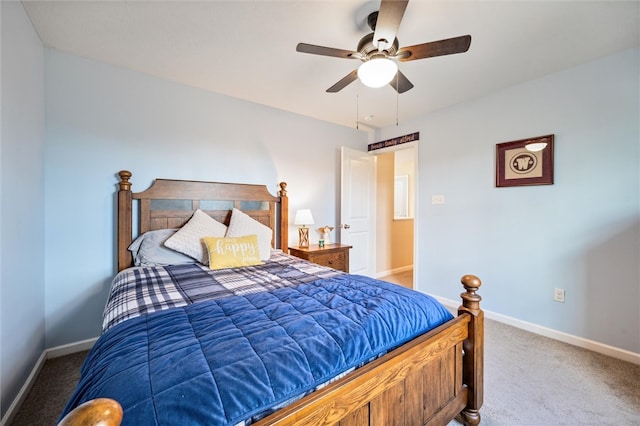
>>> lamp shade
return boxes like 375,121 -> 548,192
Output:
357,58 -> 398,88
294,209 -> 314,226
524,142 -> 548,152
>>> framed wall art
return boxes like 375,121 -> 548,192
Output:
495,134 -> 554,187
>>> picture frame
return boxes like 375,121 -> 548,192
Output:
495,134 -> 554,187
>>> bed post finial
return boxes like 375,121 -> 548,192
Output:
119,170 -> 132,190
459,274 -> 483,426
460,274 -> 482,311
278,182 -> 287,197
58,398 -> 123,426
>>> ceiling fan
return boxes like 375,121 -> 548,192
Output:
296,0 -> 471,94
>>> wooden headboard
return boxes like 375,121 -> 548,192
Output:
117,170 -> 288,271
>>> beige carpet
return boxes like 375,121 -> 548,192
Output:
9,319 -> 640,425
449,319 -> 639,425
9,350 -> 89,425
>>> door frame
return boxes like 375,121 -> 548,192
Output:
369,141 -> 418,288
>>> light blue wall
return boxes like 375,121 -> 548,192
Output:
376,48 -> 640,353
0,1 -> 46,417
44,50 -> 367,347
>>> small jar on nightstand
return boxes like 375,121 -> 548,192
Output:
288,243 -> 352,273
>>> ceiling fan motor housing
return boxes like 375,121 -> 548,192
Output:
357,32 -> 399,59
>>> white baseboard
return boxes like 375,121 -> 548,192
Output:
47,337 -> 98,359
433,295 -> 640,366
1,337 -> 98,425
1,351 -> 47,426
375,264 -> 413,278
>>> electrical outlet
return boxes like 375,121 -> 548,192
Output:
553,288 -> 565,303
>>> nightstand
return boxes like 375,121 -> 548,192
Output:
288,243 -> 352,273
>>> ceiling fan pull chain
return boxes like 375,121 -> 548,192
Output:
356,84 -> 360,130
396,72 -> 399,126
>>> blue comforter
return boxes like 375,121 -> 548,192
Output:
61,274 -> 453,425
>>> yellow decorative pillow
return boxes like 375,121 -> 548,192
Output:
203,234 -> 263,270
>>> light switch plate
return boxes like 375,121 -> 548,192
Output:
431,195 -> 445,205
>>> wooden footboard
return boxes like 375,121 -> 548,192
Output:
256,274 -> 484,426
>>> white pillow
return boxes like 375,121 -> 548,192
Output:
225,208 -> 273,261
164,209 -> 227,264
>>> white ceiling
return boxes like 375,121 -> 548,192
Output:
22,0 -> 640,130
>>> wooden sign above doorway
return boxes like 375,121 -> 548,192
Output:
368,132 -> 419,152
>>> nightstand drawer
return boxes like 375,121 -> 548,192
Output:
288,243 -> 352,273
313,252 -> 345,270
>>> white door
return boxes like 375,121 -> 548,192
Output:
340,147 -> 376,276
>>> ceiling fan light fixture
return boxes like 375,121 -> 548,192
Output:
357,58 -> 398,88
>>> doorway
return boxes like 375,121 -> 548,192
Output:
374,146 -> 416,289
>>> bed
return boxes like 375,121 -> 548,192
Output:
58,170 -> 484,426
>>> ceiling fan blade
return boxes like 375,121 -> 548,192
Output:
326,70 -> 359,93
296,43 -> 362,60
397,35 -> 471,62
388,70 -> 414,94
373,0 -> 409,52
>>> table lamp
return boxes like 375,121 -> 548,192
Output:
294,209 -> 314,248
